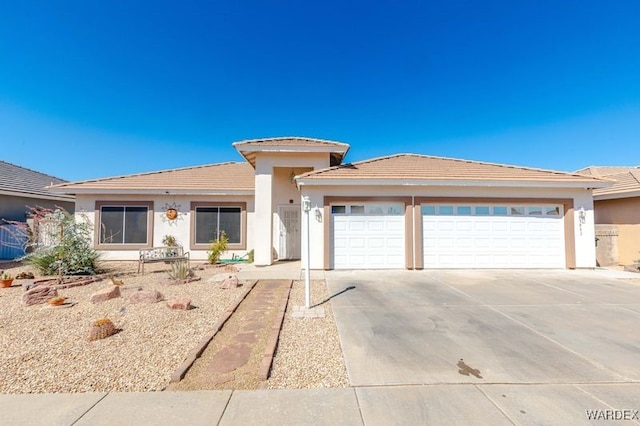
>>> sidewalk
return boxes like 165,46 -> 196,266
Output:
3,383 -> 638,425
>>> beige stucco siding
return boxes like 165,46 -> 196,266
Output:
74,194 -> 254,261
301,185 -> 596,270
594,198 -> 640,224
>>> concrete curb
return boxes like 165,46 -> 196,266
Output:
258,279 -> 293,380
168,279 -> 259,384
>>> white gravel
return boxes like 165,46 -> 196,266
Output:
267,280 -> 349,389
0,262 -> 350,393
0,262 -> 244,393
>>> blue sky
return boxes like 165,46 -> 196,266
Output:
1,1 -> 639,182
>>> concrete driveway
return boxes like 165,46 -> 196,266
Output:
326,269 -> 640,387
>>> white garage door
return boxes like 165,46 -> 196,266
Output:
333,203 -> 405,269
423,204 -> 565,268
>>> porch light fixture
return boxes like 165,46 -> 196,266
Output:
302,196 -> 312,308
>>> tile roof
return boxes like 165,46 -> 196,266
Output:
233,136 -> 350,149
0,160 -> 74,201
49,162 -> 255,194
576,166 -> 640,198
233,137 -> 349,167
297,154 -> 608,186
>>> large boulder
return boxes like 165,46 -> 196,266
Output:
22,286 -> 58,306
129,289 -> 164,304
90,286 -> 121,304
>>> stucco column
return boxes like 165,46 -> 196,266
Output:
254,170 -> 273,266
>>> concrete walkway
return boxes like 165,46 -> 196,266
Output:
2,383 -> 639,425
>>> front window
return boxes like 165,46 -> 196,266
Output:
99,205 -> 149,245
195,206 -> 242,244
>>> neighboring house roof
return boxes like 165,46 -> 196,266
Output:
0,160 -> 74,201
576,166 -> 640,200
297,154 -> 610,188
233,137 -> 350,167
48,162 -> 255,195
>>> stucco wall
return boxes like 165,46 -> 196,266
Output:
0,195 -> 74,222
74,194 -> 254,261
253,151 -> 330,265
301,185 -> 596,269
593,197 -> 640,265
594,197 -> 640,224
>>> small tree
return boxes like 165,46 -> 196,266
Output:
207,231 -> 228,264
24,209 -> 101,276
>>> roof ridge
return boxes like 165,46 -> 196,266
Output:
0,160 -> 68,183
49,161 -> 244,188
301,153 -> 602,180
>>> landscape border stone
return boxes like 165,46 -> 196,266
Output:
168,279 -> 258,384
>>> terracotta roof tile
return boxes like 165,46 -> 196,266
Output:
0,160 -> 74,201
49,162 -> 255,193
233,136 -> 349,149
298,154 -> 607,185
587,167 -> 640,197
233,136 -> 349,167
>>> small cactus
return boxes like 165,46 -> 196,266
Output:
88,318 -> 117,341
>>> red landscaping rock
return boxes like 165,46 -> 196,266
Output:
220,275 -> 239,289
22,286 -> 58,306
167,299 -> 192,310
90,285 -> 121,304
129,289 -> 164,304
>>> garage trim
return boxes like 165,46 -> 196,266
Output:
414,197 -> 575,269
323,196 -> 413,270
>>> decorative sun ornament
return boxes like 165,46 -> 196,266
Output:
162,202 -> 182,225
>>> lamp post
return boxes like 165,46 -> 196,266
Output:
302,195 -> 311,309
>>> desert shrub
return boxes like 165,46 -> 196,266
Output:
162,234 -> 178,247
207,231 -> 228,264
168,261 -> 194,280
24,209 -> 101,275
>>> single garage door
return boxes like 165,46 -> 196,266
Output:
423,204 -> 565,268
332,203 -> 405,269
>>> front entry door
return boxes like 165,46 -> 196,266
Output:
278,205 -> 301,260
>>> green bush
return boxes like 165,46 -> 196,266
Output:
207,231 -> 228,264
24,209 -> 101,275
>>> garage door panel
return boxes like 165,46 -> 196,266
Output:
349,238 -> 366,249
333,207 -> 404,269
423,204 -> 565,269
348,220 -> 365,231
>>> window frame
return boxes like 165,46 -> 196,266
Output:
95,201 -> 154,250
190,202 -> 247,251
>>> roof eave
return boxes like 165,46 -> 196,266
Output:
0,189 -> 75,202
296,178 -> 608,189
48,188 -> 255,196
594,190 -> 640,201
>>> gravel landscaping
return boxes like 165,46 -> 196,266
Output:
0,261 -> 349,393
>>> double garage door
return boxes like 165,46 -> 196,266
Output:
332,202 -> 565,269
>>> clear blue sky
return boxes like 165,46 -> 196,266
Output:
1,1 -> 639,182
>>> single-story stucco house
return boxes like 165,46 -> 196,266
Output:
576,165 -> 640,267
0,160 -> 75,259
49,137 -> 608,270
